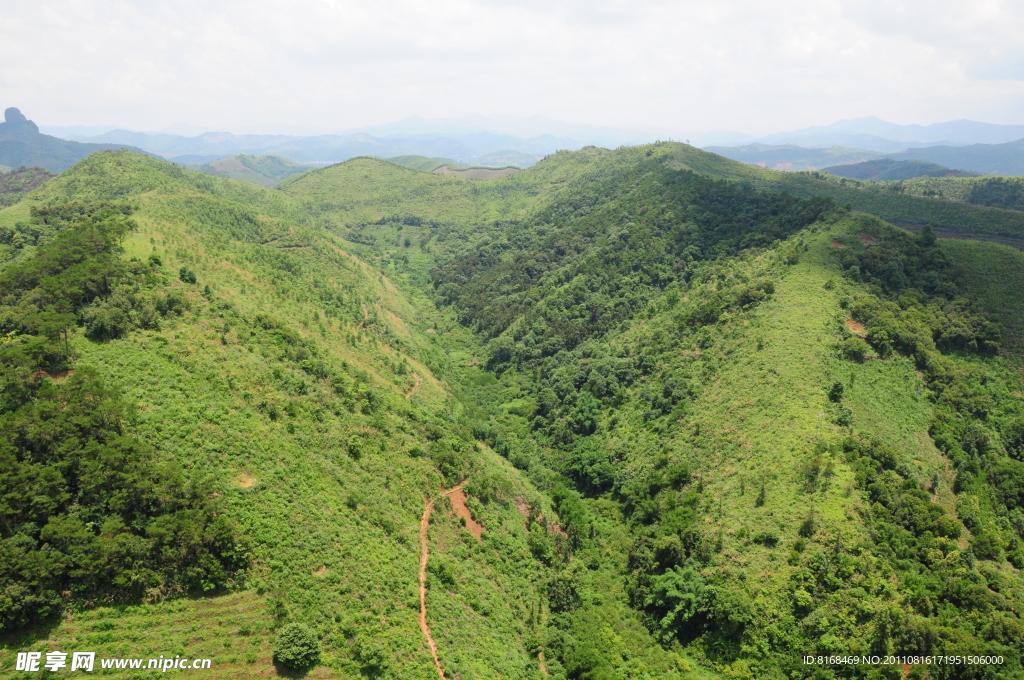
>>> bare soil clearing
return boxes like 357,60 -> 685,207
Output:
830,241 -> 846,248
30,369 -> 74,380
846,320 -> 866,333
234,474 -> 256,488
442,484 -> 483,540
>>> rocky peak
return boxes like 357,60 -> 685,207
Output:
0,108 -> 40,136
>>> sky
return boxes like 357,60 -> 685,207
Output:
2,0 -> 1023,136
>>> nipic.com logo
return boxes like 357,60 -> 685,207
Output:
15,651 -> 213,672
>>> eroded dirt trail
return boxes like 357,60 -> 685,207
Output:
419,497 -> 449,680
418,483 -> 485,679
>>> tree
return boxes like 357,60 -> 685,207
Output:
273,623 -> 320,670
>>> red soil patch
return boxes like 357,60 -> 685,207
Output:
442,484 -> 483,540
859,234 -> 876,244
830,241 -> 846,248
30,369 -> 74,381
846,320 -> 866,334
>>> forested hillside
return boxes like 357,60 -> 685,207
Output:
3,143 -> 1024,679
0,151 -> 558,679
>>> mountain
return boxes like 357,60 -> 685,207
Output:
187,154 -> 315,187
823,158 -> 978,181
3,144 -> 1024,679
0,108 -> 153,172
708,138 -> 1024,177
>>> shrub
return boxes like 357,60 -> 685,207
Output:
273,623 -> 320,670
178,266 -> 197,284
838,337 -> 870,362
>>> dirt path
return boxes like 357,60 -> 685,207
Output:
417,483 -> 486,679
405,372 -> 422,398
419,497 -> 449,680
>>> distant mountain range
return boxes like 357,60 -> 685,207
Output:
702,144 -> 884,171
890,138 -> 1024,176
709,137 -> 1024,176
15,109 -> 1024,176
54,127 -> 584,167
757,116 -> 1024,148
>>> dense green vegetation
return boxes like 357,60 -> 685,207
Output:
0,203 -> 247,633
3,142 -> 1024,679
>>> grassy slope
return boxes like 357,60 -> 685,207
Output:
0,151 -> 553,679
609,220 -> 955,667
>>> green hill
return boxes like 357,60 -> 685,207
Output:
386,155 -> 466,172
0,166 -> 53,207
824,158 -> 977,181
3,143 -> 1024,679
188,154 -> 315,187
0,108 -> 154,172
384,155 -> 522,179
856,175 -> 1024,214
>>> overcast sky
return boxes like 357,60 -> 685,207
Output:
2,0 -> 1023,135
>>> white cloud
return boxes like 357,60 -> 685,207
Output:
1,0 -> 1022,134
